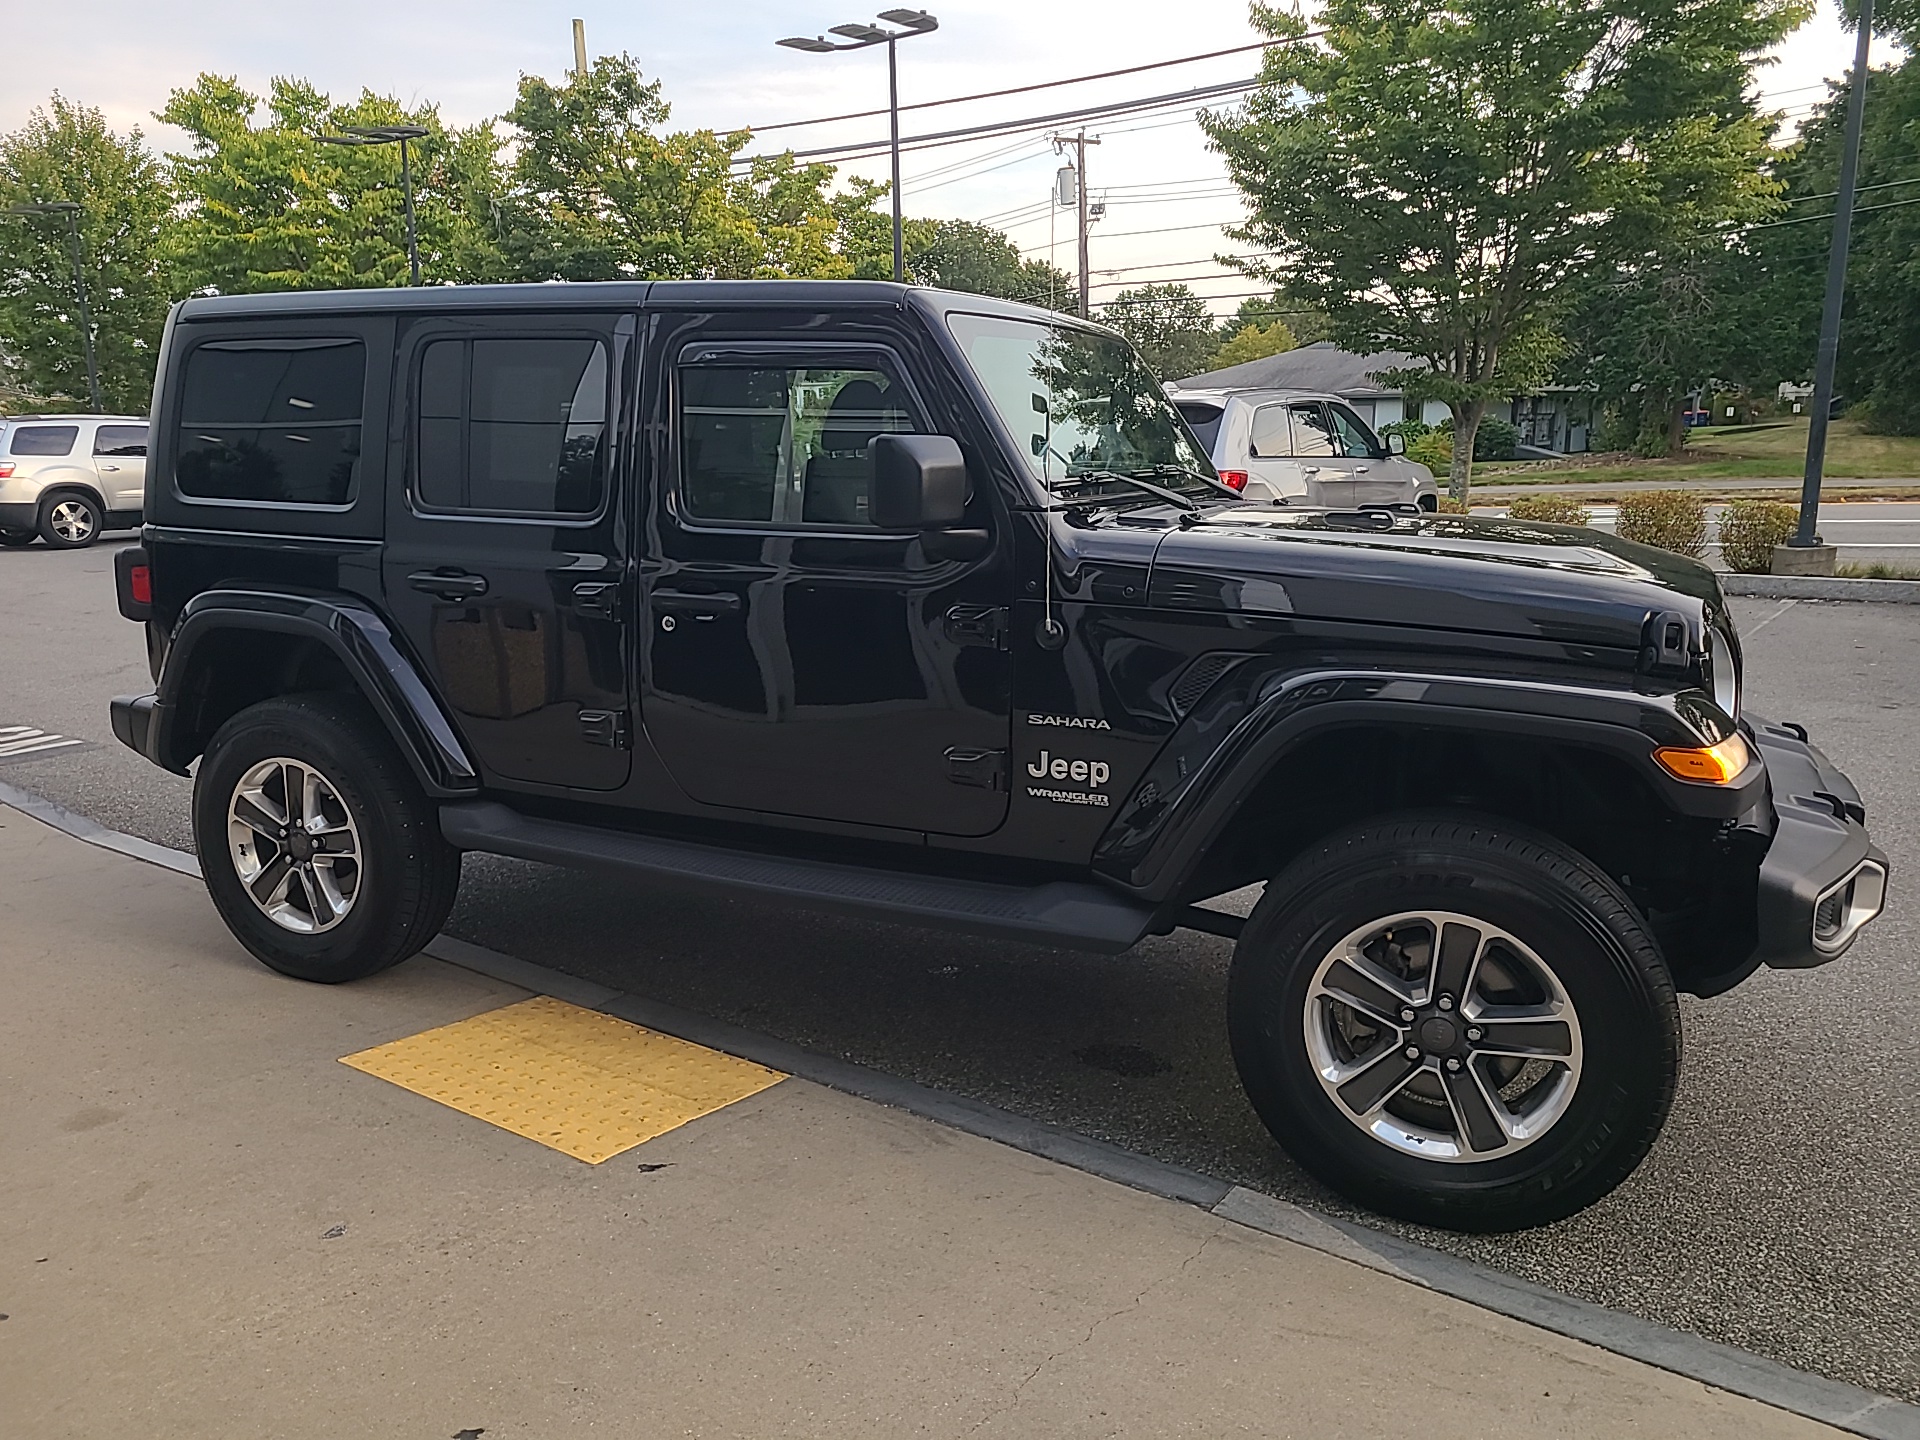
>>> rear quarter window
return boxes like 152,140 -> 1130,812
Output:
1175,403 -> 1224,451
9,425 -> 80,457
174,340 -> 365,506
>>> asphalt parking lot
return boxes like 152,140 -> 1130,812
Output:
3,535 -> 1916,1405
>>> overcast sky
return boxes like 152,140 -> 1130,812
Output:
6,1 -> 1874,315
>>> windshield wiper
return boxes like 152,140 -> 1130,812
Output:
1129,463 -> 1246,500
1052,469 -> 1198,513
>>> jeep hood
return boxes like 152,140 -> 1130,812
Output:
1143,507 -> 1726,652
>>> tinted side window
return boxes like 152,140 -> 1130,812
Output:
680,365 -> 913,528
1289,404 -> 1338,457
94,425 -> 149,457
175,340 -> 364,505
9,425 -> 79,456
1175,402 -> 1224,451
1249,404 -> 1291,457
1328,403 -> 1381,458
416,337 -> 607,515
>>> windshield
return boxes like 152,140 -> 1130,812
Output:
946,313 -> 1219,503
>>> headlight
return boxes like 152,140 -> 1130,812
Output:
1705,625 -> 1740,720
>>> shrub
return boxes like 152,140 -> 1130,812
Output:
1378,418 -> 1432,441
1616,491 -> 1708,557
1505,494 -> 1592,526
1717,499 -> 1799,573
1434,495 -> 1470,515
1407,431 -> 1453,472
1474,415 -> 1521,461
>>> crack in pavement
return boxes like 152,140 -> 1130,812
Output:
971,1226 -> 1223,1432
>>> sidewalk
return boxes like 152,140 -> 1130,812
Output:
0,803 -> 1854,1439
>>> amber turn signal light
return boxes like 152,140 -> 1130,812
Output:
1654,733 -> 1751,784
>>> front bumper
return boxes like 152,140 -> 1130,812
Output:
1747,714 -> 1888,969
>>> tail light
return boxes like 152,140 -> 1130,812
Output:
114,544 -> 152,622
0,462 -> 14,478
1218,469 -> 1249,492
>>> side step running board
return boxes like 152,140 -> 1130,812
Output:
439,801 -> 1159,954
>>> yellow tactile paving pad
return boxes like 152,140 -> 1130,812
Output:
339,996 -> 787,1163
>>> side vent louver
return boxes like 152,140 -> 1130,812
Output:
1169,652 -> 1243,716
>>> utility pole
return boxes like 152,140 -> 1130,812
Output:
1052,131 -> 1099,317
573,19 -> 589,79
4,202 -> 100,410
1786,0 -> 1873,575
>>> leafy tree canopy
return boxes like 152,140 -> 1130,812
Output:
1204,0 -> 1803,497
0,96 -> 172,412
1206,318 -> 1298,372
1101,283 -> 1218,380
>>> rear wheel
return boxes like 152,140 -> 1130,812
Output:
1228,813 -> 1680,1231
38,491 -> 103,548
194,693 -> 461,983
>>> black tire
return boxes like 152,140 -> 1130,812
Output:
1228,813 -> 1680,1232
0,528 -> 35,547
194,693 -> 461,983
37,489 -> 104,548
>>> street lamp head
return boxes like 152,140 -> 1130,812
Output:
316,124 -> 428,147
877,8 -> 938,30
829,22 -> 891,40
777,35 -> 838,51
5,201 -> 82,215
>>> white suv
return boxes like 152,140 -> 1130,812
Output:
1172,389 -> 1437,510
0,414 -> 149,548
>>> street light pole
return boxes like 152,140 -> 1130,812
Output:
5,201 -> 101,411
777,10 -> 940,285
315,124 -> 430,285
1789,0 -> 1874,566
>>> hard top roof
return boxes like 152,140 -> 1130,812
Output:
173,279 -> 1096,329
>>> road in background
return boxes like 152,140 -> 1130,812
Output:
2,539 -> 1916,1402
1478,499 -> 1920,569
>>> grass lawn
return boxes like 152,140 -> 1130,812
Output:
1477,417 -> 1920,483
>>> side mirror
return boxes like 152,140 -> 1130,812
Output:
871,433 -> 969,530
1386,431 -> 1407,455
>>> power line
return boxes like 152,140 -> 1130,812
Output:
1786,175 -> 1920,205
741,33 -> 1319,135
734,76 -> 1260,167
1748,193 -> 1920,229
1018,219 -> 1240,252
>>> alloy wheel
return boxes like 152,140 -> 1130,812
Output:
47,499 -> 97,544
226,757 -> 364,934
1302,910 -> 1584,1163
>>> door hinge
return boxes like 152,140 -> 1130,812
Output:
945,746 -> 1008,791
579,708 -> 630,749
944,604 -> 1009,650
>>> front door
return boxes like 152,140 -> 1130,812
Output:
1323,401 -> 1407,505
89,422 -> 148,514
382,312 -> 634,792
636,319 -> 1012,836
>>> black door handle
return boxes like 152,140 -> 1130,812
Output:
652,590 -> 742,619
408,569 -> 489,600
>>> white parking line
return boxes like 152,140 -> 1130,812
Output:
0,725 -> 88,760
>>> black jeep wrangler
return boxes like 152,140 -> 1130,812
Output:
110,281 -> 1885,1231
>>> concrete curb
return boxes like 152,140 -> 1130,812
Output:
1720,574 -> 1920,602
4,783 -> 1917,1440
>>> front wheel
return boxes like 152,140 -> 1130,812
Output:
194,693 -> 462,983
1228,814 -> 1680,1232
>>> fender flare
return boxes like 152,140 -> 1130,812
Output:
151,589 -> 477,795
1091,662 -> 1762,901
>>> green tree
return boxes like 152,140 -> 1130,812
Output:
1204,0 -> 1800,500
1224,288 -> 1332,346
1205,318 -> 1297,371
905,219 -> 1074,306
1101,283 -> 1218,379
0,97 -> 173,412
161,74 -> 504,293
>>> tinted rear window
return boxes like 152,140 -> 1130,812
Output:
175,340 -> 365,505
8,425 -> 79,457
1175,402 -> 1223,451
94,424 -> 148,457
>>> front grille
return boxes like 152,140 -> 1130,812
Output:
1814,887 -> 1847,941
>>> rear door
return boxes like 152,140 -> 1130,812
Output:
1243,401 -> 1318,502
90,423 -> 148,514
382,311 -> 635,792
